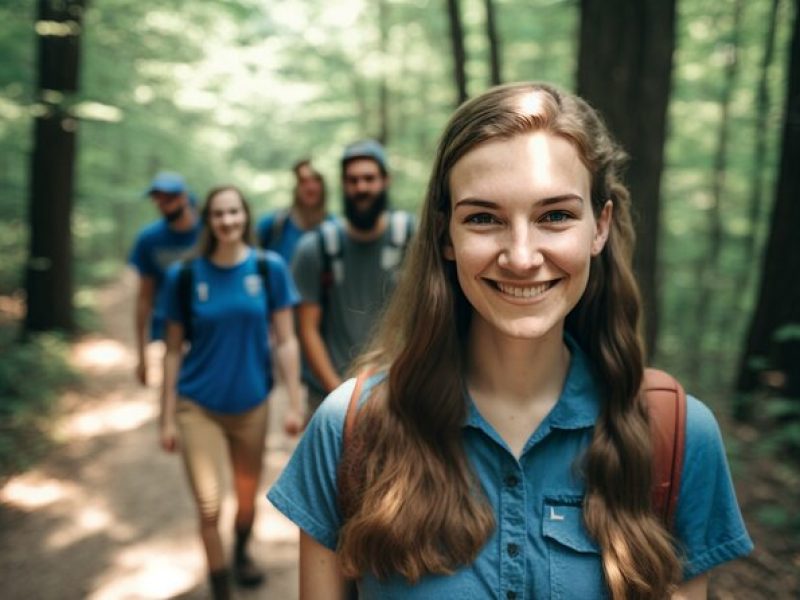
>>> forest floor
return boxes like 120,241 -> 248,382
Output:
0,273 -> 798,599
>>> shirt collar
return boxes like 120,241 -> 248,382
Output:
463,333 -> 602,433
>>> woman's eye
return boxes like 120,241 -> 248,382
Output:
541,210 -> 571,223
466,213 -> 497,225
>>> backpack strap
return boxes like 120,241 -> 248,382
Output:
177,258 -> 194,342
318,220 -> 344,313
261,208 -> 290,250
643,368 -> 687,528
388,210 -> 411,248
256,251 -> 272,311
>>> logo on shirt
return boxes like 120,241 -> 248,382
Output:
197,282 -> 209,302
244,274 -> 262,297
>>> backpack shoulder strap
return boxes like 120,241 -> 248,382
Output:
643,368 -> 687,528
177,258 -> 194,342
343,370 -> 372,447
318,220 -> 344,310
256,251 -> 272,312
388,210 -> 411,249
262,208 -> 290,250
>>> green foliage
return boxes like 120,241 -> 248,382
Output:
0,325 -> 77,477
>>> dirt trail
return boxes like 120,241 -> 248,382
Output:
0,273 -> 299,599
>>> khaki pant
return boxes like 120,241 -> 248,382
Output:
175,398 -> 269,524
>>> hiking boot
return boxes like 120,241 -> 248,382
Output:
232,553 -> 265,588
208,569 -> 231,600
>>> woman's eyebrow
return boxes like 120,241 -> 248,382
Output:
453,194 -> 584,209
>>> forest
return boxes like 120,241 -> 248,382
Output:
1,0 -> 799,597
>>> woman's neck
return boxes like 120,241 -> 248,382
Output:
210,241 -> 249,266
466,321 -> 570,407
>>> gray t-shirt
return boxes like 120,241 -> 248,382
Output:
291,216 -> 412,391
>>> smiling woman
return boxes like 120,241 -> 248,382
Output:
267,82 -> 753,600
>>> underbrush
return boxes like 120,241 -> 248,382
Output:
0,324 -> 77,478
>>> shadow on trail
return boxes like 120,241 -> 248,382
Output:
0,274 -> 300,599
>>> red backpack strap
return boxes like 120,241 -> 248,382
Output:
343,371 -> 371,446
643,368 -> 687,528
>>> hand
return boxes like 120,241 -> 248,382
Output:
136,359 -> 147,386
283,406 -> 306,436
160,418 -> 179,452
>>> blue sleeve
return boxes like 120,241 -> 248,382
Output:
267,378 -> 357,550
290,231 -> 323,306
264,250 -> 299,312
257,214 -> 275,249
128,231 -> 158,277
162,263 -> 183,323
674,396 -> 753,579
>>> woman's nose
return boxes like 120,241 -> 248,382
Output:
498,225 -> 544,271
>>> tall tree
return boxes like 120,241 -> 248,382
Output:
445,0 -> 468,105
735,0 -> 800,419
576,0 -> 677,357
25,0 -> 85,333
378,0 -> 390,144
484,0 -> 502,86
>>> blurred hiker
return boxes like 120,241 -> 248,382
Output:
269,84 -> 752,599
257,159 -> 330,263
160,185 -> 303,599
129,171 -> 200,386
291,140 -> 415,413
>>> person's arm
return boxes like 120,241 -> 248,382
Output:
159,320 -> 184,452
672,574 -> 708,599
135,275 -> 156,385
272,306 -> 305,435
297,302 -> 342,393
299,530 -> 347,600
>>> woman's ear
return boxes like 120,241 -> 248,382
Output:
591,200 -> 613,256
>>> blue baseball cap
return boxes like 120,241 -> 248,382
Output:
145,171 -> 188,196
341,139 -> 388,174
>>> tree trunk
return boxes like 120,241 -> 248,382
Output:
688,0 -> 744,386
377,0 -> 390,145
445,0 -> 468,105
576,0 -> 677,358
735,0 -> 800,419
25,0 -> 85,333
484,0 -> 502,86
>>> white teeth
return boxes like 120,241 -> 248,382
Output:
496,281 -> 551,298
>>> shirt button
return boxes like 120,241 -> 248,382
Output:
507,543 -> 519,557
504,475 -> 519,488
506,591 -> 517,600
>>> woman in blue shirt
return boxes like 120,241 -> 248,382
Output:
268,84 -> 752,599
160,185 -> 303,599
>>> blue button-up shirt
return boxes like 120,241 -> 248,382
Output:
268,339 -> 752,599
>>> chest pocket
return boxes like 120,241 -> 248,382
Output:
542,496 -> 608,600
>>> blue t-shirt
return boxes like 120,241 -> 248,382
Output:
163,249 -> 299,414
256,210 -> 333,264
128,218 -> 201,340
267,340 -> 753,598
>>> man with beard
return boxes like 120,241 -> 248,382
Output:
292,140 -> 415,412
129,172 -> 201,386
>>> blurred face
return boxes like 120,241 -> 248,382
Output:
295,164 -> 324,209
150,191 -> 187,222
444,131 -> 611,341
207,188 -> 248,245
343,158 -> 389,231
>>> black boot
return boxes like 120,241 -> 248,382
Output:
233,525 -> 265,588
208,569 -> 231,600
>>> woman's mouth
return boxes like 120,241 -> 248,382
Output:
494,280 -> 557,299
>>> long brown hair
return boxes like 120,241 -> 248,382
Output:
339,83 -> 681,597
196,185 -> 255,257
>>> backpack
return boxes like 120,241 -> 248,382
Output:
177,253 -> 272,342
338,368 -> 687,528
317,211 -> 414,310
260,209 -> 291,251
